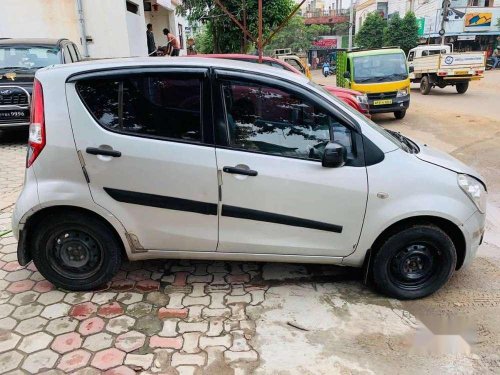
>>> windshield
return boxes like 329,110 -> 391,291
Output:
353,53 -> 407,83
0,46 -> 59,70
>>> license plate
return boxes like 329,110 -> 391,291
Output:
455,70 -> 468,75
373,99 -> 393,105
0,110 -> 28,118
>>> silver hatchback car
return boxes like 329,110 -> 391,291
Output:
13,58 -> 486,299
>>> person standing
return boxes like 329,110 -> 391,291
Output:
146,24 -> 156,56
163,28 -> 181,56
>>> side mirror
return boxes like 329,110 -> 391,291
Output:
322,142 -> 346,168
409,66 -> 414,73
343,71 -> 351,79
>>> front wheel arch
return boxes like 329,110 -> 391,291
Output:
20,206 -> 127,266
369,215 -> 466,270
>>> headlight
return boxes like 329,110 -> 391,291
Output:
457,174 -> 487,213
396,88 -> 408,97
356,94 -> 368,104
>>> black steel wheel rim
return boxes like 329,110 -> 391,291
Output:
388,242 -> 441,291
47,229 -> 104,280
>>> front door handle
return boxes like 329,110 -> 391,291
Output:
223,166 -> 258,177
86,147 -> 122,157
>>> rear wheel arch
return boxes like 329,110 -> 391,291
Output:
21,205 -> 127,265
369,215 -> 466,270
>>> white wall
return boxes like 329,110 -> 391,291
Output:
125,0 -> 148,57
0,0 -> 81,46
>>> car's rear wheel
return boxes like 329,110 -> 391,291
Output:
394,110 -> 406,119
32,213 -> 122,290
456,82 -> 469,94
420,76 -> 431,95
372,225 -> 456,299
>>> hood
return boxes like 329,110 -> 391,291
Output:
416,143 -> 485,184
0,70 -> 36,87
323,85 -> 362,96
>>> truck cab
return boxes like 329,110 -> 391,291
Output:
336,48 -> 410,120
407,44 -> 485,95
273,48 -> 312,79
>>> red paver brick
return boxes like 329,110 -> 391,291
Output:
33,280 -> 55,293
91,348 -> 126,370
149,335 -> 183,349
3,261 -> 23,272
27,263 -> 38,272
135,280 -> 160,292
57,349 -> 91,372
111,280 -> 135,291
104,365 -> 136,375
173,272 -> 189,286
158,307 -> 189,320
70,302 -> 98,320
226,274 -> 250,284
51,332 -> 83,354
78,317 -> 105,336
7,280 -> 35,293
98,302 -> 124,318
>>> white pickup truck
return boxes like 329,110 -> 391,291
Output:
407,45 -> 485,95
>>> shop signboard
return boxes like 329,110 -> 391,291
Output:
417,18 -> 425,36
464,12 -> 492,31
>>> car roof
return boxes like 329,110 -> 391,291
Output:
0,38 -> 67,47
192,53 -> 304,76
41,57 -> 310,84
348,48 -> 404,57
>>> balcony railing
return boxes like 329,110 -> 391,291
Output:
304,9 -> 350,18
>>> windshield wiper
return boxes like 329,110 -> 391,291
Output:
385,129 -> 419,153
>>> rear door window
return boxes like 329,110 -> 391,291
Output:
76,74 -> 202,142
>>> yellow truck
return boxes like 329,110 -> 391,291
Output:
336,48 -> 410,119
407,45 -> 485,95
273,48 -> 312,79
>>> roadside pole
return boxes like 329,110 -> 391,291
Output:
440,0 -> 451,46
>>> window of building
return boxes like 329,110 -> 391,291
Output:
467,0 -> 493,6
77,75 -> 202,142
178,24 -> 184,50
143,0 -> 152,11
126,1 -> 139,14
221,81 -> 354,161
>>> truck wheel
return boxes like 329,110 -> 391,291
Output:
420,76 -> 431,95
372,224 -> 456,299
394,110 -> 406,119
32,212 -> 123,291
456,82 -> 469,94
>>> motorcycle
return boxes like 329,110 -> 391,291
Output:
486,56 -> 499,70
323,65 -> 333,77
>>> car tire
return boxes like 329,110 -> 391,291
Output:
32,212 -> 122,291
456,82 -> 469,94
372,225 -> 456,299
420,76 -> 431,95
394,110 -> 406,119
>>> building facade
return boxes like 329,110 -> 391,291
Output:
0,0 -> 187,58
355,0 -> 500,53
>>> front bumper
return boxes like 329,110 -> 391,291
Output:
460,209 -> 486,269
369,95 -> 410,114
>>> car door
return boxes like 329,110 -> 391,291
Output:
213,70 -> 368,257
66,68 -> 219,251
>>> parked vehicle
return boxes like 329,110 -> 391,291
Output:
336,48 -> 410,119
0,38 -> 82,133
407,45 -> 485,95
485,56 -> 499,70
13,58 -> 486,299
272,48 -> 312,79
192,53 -> 370,117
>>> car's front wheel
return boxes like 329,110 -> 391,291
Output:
372,225 -> 456,299
32,212 -> 122,291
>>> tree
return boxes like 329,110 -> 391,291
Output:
355,12 -> 385,49
264,16 -> 330,53
177,0 -> 295,54
399,12 -> 419,53
383,13 -> 403,47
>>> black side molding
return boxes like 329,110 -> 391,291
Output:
104,188 -> 217,216
221,205 -> 343,233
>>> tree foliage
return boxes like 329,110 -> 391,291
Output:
355,12 -> 385,49
177,0 -> 295,53
356,11 -> 419,53
264,16 -> 330,53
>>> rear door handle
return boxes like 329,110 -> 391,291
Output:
86,147 -> 122,157
223,166 -> 258,176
